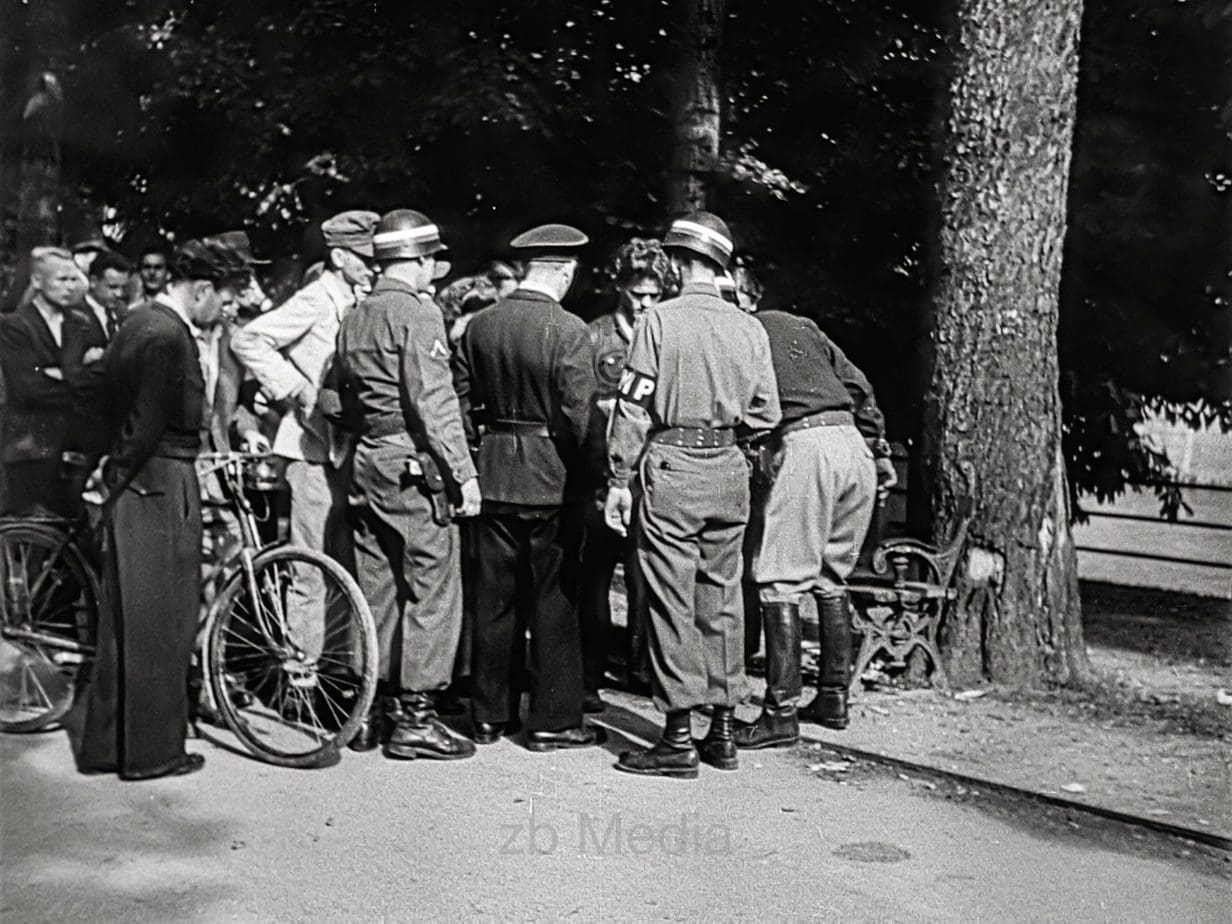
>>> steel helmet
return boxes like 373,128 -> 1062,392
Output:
663,211 -> 735,270
372,209 -> 447,262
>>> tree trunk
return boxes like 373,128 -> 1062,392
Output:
669,0 -> 725,215
920,0 -> 1091,688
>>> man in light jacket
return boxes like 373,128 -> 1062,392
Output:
229,210 -> 379,686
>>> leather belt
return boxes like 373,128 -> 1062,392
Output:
650,427 -> 737,449
365,416 -> 409,439
779,410 -> 853,437
486,420 -> 551,438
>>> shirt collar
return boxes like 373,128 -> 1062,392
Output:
31,296 -> 64,331
513,280 -> 558,300
320,269 -> 358,309
681,281 -> 720,298
155,292 -> 201,335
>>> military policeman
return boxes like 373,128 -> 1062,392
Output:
578,238 -> 674,704
735,297 -> 896,748
334,208 -> 481,760
453,223 -> 603,752
605,212 -> 781,779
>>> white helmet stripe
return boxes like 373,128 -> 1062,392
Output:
670,219 -> 733,255
373,224 -> 441,245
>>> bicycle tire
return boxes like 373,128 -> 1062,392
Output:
206,545 -> 377,768
0,521 -> 100,733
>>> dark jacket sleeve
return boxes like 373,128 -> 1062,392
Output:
60,311 -> 107,398
554,317 -> 598,449
821,333 -> 886,442
0,314 -> 74,410
450,323 -> 480,447
106,331 -> 179,486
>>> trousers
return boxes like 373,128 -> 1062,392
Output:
753,425 -> 876,603
350,440 -> 462,692
470,502 -> 584,733
578,498 -> 650,691
283,458 -> 352,662
636,442 -> 750,712
76,457 -> 202,775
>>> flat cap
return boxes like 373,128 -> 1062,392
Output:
510,223 -> 588,255
205,230 -> 269,264
322,210 -> 381,257
174,238 -> 253,286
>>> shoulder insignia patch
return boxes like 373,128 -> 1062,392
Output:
430,339 -> 450,359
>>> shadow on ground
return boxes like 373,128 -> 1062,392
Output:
0,732 -> 233,919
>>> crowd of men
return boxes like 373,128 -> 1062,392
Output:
0,207 -> 895,781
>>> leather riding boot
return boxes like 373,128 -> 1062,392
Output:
735,601 -> 802,749
696,706 -> 738,770
616,710 -> 699,779
385,692 -> 476,761
349,694 -> 402,752
801,593 -> 853,729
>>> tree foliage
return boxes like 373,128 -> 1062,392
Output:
1,0 -> 1226,514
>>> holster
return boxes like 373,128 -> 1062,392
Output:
743,433 -> 784,493
412,451 -> 454,527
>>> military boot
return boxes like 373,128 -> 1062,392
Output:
800,593 -> 853,729
385,692 -> 476,760
696,706 -> 738,770
735,600 -> 802,749
349,693 -> 402,752
615,710 -> 699,779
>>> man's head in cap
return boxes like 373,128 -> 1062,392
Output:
509,223 -> 588,302
167,237 -> 253,329
321,209 -> 381,298
371,208 -> 447,296
662,211 -> 734,290
205,229 -> 271,319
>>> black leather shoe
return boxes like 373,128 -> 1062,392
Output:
695,706 -> 738,771
582,691 -> 605,714
472,718 -> 522,745
386,693 -> 476,760
734,708 -> 800,750
526,724 -> 607,752
119,753 -> 205,781
349,697 -> 401,752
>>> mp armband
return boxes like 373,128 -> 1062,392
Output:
616,369 -> 656,407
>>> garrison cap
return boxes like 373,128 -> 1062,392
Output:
173,238 -> 253,287
205,229 -> 270,264
510,223 -> 588,258
373,209 -> 446,261
663,211 -> 735,270
322,210 -> 381,258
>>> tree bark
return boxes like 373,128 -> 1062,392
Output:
669,0 -> 725,215
921,0 -> 1091,687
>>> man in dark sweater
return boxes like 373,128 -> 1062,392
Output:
734,267 -> 896,749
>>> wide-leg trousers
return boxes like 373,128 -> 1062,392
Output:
76,457 -> 202,776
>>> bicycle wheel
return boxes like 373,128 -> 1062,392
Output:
207,545 -> 377,768
0,521 -> 99,732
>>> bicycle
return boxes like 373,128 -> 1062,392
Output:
0,452 -> 378,769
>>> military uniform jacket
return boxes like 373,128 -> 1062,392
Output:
335,277 -> 476,489
453,287 -> 597,506
607,281 -> 782,487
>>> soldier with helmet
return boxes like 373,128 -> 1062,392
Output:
229,210 -> 380,689
604,212 -> 781,779
334,208 -> 481,761
452,223 -> 604,752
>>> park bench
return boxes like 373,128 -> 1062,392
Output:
845,461 -> 977,697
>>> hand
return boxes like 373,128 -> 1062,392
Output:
875,457 -> 898,501
82,458 -> 108,507
83,347 -> 105,365
42,366 -> 64,381
604,485 -> 634,537
455,477 -> 482,518
293,382 -> 318,420
240,430 -> 271,454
